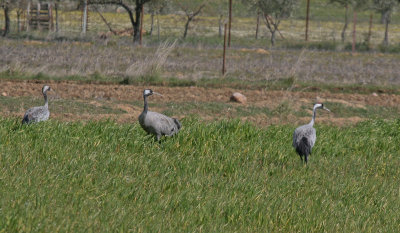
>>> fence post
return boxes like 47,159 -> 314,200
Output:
367,13 -> 373,45
26,2 -> 30,32
49,4 -> 54,31
228,0 -> 232,47
352,10 -> 357,54
55,3 -> 59,33
223,23 -> 227,75
140,5 -> 144,46
305,0 -> 310,41
82,0 -> 88,34
37,3 -> 41,31
255,11 -> 260,39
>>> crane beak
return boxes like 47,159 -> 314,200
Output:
153,92 -> 163,97
323,107 -> 331,112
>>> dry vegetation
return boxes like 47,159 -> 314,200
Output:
1,38 -> 400,86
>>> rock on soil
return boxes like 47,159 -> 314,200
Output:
230,92 -> 247,104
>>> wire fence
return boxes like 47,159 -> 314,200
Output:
1,2 -> 400,47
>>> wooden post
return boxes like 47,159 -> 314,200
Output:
223,23 -> 227,75
367,13 -> 373,44
37,3 -> 41,31
140,5 -> 144,46
55,3 -> 59,33
255,11 -> 260,39
305,0 -> 310,41
17,11 -> 21,32
49,4 -> 54,31
352,10 -> 357,54
228,0 -> 232,47
82,0 -> 88,34
26,2 -> 30,32
157,14 -> 160,40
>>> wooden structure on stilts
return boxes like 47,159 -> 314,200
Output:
26,1 -> 54,31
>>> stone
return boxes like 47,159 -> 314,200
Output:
230,92 -> 247,104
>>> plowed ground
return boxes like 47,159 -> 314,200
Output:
1,80 -> 398,126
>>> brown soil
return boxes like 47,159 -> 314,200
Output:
1,80 -> 397,126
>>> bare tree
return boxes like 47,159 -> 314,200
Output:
329,0 -> 352,43
148,0 -> 167,37
1,0 -> 10,36
245,0 -> 299,46
373,0 -> 398,45
13,0 -> 28,32
86,0 -> 153,44
173,0 -> 207,39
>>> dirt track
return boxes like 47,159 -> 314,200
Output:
1,80 -> 398,126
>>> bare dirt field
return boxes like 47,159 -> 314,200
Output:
1,79 -> 398,127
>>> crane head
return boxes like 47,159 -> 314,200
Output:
42,85 -> 51,93
143,89 -> 163,97
314,103 -> 330,112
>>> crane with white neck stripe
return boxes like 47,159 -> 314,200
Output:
292,103 -> 330,164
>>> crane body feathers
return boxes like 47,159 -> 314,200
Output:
22,106 -> 50,124
139,89 -> 181,140
292,103 -> 330,164
22,85 -> 51,124
139,111 -> 181,140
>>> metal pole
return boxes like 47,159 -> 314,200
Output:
367,13 -> 373,44
228,0 -> 232,47
255,11 -> 260,39
49,4 -> 54,31
37,3 -> 41,31
305,0 -> 310,41
55,3 -> 59,33
352,10 -> 357,54
82,0 -> 88,34
26,2 -> 30,32
140,5 -> 144,46
223,23 -> 227,75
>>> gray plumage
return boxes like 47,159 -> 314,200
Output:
293,103 -> 330,163
22,85 -> 51,124
138,89 -> 181,140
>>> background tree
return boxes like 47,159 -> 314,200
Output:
350,0 -> 369,52
13,0 -> 28,33
173,0 -> 208,39
245,0 -> 299,46
147,0 -> 167,37
87,0 -> 153,43
206,0 -> 229,38
373,0 -> 398,45
1,0 -> 10,36
329,0 -> 352,42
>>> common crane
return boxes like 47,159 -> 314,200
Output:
138,89 -> 181,141
22,85 -> 51,124
292,103 -> 330,164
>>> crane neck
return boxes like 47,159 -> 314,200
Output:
43,91 -> 48,108
309,106 -> 317,126
143,95 -> 148,113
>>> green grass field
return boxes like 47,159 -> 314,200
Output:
1,117 -> 400,232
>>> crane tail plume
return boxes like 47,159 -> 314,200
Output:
296,137 -> 311,163
173,118 -> 182,130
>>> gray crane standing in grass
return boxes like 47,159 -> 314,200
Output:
293,103 -> 330,164
139,89 -> 182,141
22,85 -> 51,124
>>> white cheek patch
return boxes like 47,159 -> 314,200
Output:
144,90 -> 152,95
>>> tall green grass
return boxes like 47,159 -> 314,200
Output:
1,118 -> 400,232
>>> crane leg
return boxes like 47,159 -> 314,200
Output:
304,154 -> 308,164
